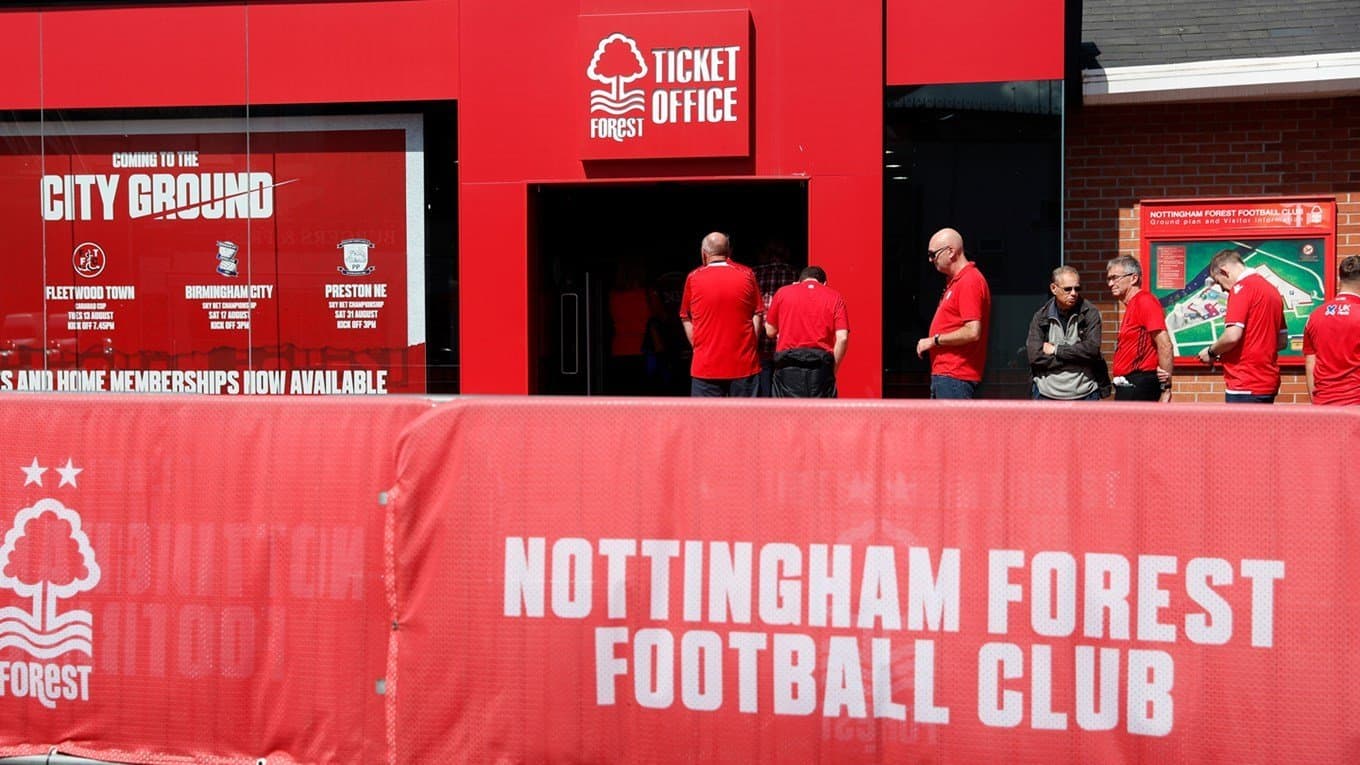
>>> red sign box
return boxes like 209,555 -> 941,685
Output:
0,115 -> 427,394
578,10 -> 751,160
1141,197 -> 1335,237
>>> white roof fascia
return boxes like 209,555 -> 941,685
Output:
1083,50 -> 1360,104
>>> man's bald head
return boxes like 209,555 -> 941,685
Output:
701,232 -> 731,264
701,231 -> 734,257
928,228 -> 963,253
926,227 -> 967,275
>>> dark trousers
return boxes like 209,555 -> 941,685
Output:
1113,370 -> 1162,401
690,373 -> 760,398
1226,392 -> 1276,404
930,375 -> 979,399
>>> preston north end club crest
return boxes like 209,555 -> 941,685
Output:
338,238 -> 376,276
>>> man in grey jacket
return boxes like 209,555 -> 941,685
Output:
1026,266 -> 1110,400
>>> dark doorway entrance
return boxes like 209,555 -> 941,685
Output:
530,180 -> 808,395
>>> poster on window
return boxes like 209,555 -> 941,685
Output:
0,115 -> 426,394
1139,198 -> 1335,367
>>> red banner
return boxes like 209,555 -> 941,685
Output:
0,395 -> 429,764
0,115 -> 427,394
392,398 -> 1360,763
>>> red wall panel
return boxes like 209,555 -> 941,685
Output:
887,0 -> 1064,85
0,2 -> 457,110
246,1 -> 458,106
0,12 -> 41,108
458,182 -> 529,394
810,175 -> 881,398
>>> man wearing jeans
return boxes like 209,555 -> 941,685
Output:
1195,248 -> 1286,403
916,227 -> 990,399
679,232 -> 764,397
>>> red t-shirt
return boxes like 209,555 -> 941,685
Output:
1221,270 -> 1285,395
928,263 -> 990,382
679,261 -> 762,379
1302,291 -> 1360,405
766,279 -> 849,353
1112,288 -> 1166,376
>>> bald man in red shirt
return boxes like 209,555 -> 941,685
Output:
679,232 -> 764,397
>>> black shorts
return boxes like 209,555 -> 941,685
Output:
1114,369 -> 1162,401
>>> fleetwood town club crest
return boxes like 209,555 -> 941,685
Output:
72,242 -> 107,279
338,239 -> 376,276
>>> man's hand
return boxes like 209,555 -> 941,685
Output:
1042,341 -> 1056,355
915,337 -> 934,358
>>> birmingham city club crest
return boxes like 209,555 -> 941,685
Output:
215,240 -> 240,278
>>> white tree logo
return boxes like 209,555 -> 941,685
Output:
0,497 -> 100,659
587,33 -> 649,116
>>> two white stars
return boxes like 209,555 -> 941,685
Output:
20,457 -> 82,488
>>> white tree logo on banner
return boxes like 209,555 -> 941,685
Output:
0,494 -> 100,661
588,33 -> 649,116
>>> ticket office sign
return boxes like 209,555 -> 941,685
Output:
578,10 -> 751,160
0,115 -> 426,394
1139,198 -> 1335,367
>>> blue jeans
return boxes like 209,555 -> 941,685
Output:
1226,392 -> 1276,404
930,375 -> 978,400
1031,382 -> 1102,401
691,373 -> 760,398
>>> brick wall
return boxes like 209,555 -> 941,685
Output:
1065,96 -> 1360,403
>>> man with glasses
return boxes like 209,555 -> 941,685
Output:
1026,266 -> 1110,400
1106,255 -> 1173,401
1195,248 -> 1287,403
916,228 -> 990,399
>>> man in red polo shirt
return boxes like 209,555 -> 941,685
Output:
1107,255 -> 1173,401
916,228 -> 990,399
764,265 -> 850,397
679,232 -> 764,397
1196,249 -> 1287,403
1302,254 -> 1360,405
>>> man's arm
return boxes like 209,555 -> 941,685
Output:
1196,325 -> 1244,363
1153,329 -> 1174,402
954,320 -> 982,345
764,321 -> 778,339
1025,308 -> 1051,367
1305,354 -> 1317,401
833,329 -> 849,371
682,319 -> 694,345
1058,306 -> 1103,362
752,313 -> 763,338
917,320 -> 982,358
